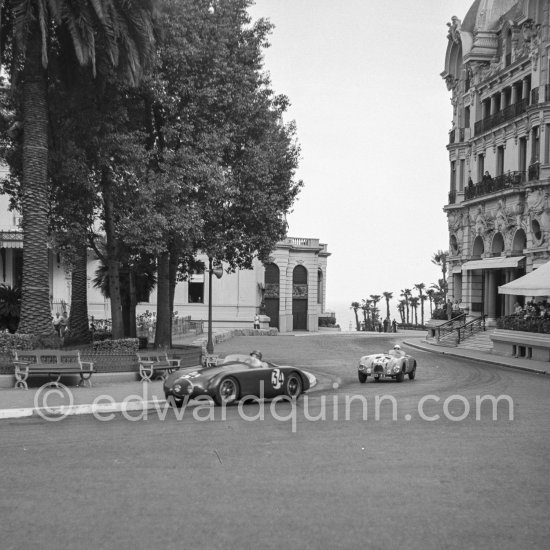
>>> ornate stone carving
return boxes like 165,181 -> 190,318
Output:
521,20 -> 541,70
471,205 -> 494,236
494,200 -> 516,233
447,16 -> 462,44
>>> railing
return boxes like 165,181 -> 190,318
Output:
464,171 -> 525,200
435,313 -> 467,343
456,315 -> 486,344
474,98 -> 528,135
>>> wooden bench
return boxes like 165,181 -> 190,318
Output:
136,352 -> 181,382
12,350 -> 94,390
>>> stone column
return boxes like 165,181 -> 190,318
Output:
500,90 -> 506,110
481,100 -> 487,120
511,83 -> 518,104
522,78 -> 529,101
504,271 -> 513,315
487,271 -> 497,320
490,95 -> 497,115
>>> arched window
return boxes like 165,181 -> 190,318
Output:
472,235 -> 484,257
491,233 -> 504,255
512,229 -> 526,253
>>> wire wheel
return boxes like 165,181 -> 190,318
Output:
285,372 -> 303,399
216,377 -> 239,406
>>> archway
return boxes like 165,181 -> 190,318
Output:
491,232 -> 504,255
472,235 -> 484,257
264,263 -> 280,329
292,265 -> 308,330
512,228 -> 526,253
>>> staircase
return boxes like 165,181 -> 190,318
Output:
456,330 -> 494,352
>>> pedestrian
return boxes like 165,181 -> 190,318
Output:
392,319 -> 397,333
383,318 -> 389,333
253,314 -> 260,329
59,311 -> 69,339
52,312 -> 62,336
446,299 -> 453,320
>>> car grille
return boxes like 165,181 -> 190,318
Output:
374,365 -> 384,373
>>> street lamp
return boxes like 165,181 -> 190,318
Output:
206,257 -> 223,354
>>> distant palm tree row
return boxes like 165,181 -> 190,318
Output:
350,250 -> 449,331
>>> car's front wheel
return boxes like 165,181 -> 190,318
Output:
408,366 -> 416,380
285,372 -> 303,399
358,371 -> 368,383
395,370 -> 405,383
215,377 -> 239,406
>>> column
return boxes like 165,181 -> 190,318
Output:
511,83 -> 518,104
504,271 -> 513,315
483,271 -> 490,316
481,100 -> 487,120
490,95 -> 497,115
522,78 -> 529,101
487,271 -> 497,319
500,91 -> 506,110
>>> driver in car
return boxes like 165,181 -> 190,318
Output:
249,350 -> 265,368
389,344 -> 405,358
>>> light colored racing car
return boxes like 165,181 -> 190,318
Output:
357,345 -> 417,383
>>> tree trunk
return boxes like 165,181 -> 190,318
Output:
169,248 -> 179,341
102,170 -> 124,339
354,311 -> 360,332
154,252 -> 171,349
127,268 -> 137,338
18,24 -> 54,336
67,244 -> 91,344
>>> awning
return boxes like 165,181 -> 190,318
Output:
462,256 -> 524,271
0,231 -> 23,249
498,260 -> 550,296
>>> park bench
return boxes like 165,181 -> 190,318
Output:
136,352 -> 181,382
12,350 -> 94,390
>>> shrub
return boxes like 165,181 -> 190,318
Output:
92,338 -> 139,353
497,315 -> 550,334
0,285 -> 21,333
0,333 -> 35,353
318,316 -> 337,327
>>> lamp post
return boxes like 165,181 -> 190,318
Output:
206,257 -> 223,354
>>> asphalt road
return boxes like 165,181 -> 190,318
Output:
2,333 -> 549,550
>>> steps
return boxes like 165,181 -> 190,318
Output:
456,330 -> 494,352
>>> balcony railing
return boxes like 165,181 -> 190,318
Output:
474,98 -> 528,135
464,171 -> 525,200
448,128 -> 466,145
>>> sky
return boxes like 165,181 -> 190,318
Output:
247,0 -> 475,329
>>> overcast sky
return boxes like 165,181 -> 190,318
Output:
247,0 -> 475,328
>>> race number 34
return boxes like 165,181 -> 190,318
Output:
271,369 -> 284,389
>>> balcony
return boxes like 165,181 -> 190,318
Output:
448,128 -> 466,145
464,171 -> 525,201
448,189 -> 456,204
474,98 -> 528,135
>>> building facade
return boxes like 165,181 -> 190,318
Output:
1,177 -> 330,332
442,0 -> 550,323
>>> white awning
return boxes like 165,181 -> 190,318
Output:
462,256 -> 525,271
498,260 -> 550,296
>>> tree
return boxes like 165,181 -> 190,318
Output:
369,295 -> 381,327
0,0 -> 156,337
382,291 -> 393,320
401,288 -> 412,324
397,300 -> 406,324
350,302 -> 361,332
409,296 -> 419,326
426,288 -> 435,316
361,299 -> 371,331
432,250 -> 448,301
414,283 -> 426,326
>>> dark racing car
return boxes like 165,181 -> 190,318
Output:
163,352 -> 312,406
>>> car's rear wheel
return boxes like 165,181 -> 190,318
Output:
358,371 -> 368,383
395,370 -> 405,383
285,372 -> 303,399
408,365 -> 416,380
215,377 -> 239,406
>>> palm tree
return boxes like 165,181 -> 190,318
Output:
409,296 -> 419,326
401,288 -> 412,324
1,1 -> 156,336
350,302 -> 361,332
382,291 -> 393,321
361,299 -> 372,331
432,250 -> 448,301
426,288 -> 435,316
414,283 -> 426,326
397,300 -> 406,324
369,294 -> 381,327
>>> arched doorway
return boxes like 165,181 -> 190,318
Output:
264,263 -> 280,330
292,265 -> 308,330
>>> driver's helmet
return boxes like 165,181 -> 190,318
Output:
393,345 -> 401,350
250,350 -> 263,360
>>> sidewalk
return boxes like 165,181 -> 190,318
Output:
403,335 -> 550,376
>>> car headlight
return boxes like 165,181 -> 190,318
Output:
393,365 -> 400,373
366,367 -> 371,374
172,379 -> 193,396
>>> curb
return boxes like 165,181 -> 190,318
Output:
403,339 -> 549,376
0,371 -> 318,421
